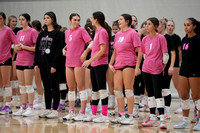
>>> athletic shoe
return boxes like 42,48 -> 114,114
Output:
33,103 -> 44,110
22,107 -> 35,117
173,120 -> 190,129
120,114 -> 134,125
0,106 -> 12,115
160,120 -> 167,129
109,106 -> 118,116
63,111 -> 75,121
83,113 -> 96,122
139,105 -> 150,112
46,110 -> 58,119
142,117 -> 158,127
191,116 -> 199,123
111,113 -> 125,124
57,104 -> 65,111
157,114 -> 170,120
39,110 -> 52,118
85,105 -> 91,113
13,107 -> 25,116
193,122 -> 200,131
72,112 -> 86,121
93,114 -> 109,123
174,107 -> 182,114
133,108 -> 139,118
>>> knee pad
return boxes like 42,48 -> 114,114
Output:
87,89 -> 92,97
26,85 -> 34,94
92,91 -> 100,100
68,91 -> 76,101
114,90 -> 123,98
148,97 -> 156,108
162,89 -> 171,97
181,99 -> 190,110
12,80 -> 19,88
0,88 -> 3,96
79,90 -> 88,101
99,90 -> 108,100
59,83 -> 67,91
195,99 -> 200,110
156,98 -> 165,108
19,85 -> 26,94
5,87 -> 12,97
134,95 -> 140,104
125,89 -> 134,98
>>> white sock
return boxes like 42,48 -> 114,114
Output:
182,116 -> 188,121
5,102 -> 11,106
60,99 -> 65,105
37,94 -> 43,103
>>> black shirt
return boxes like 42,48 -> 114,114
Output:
164,34 -> 176,69
181,34 -> 200,73
34,29 -> 63,69
169,34 -> 181,67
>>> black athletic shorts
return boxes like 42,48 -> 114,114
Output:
116,66 -> 135,71
16,65 -> 34,71
0,58 -> 12,66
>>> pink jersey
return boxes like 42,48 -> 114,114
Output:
113,28 -> 141,69
141,34 -> 168,74
65,27 -> 92,67
15,28 -> 38,66
91,27 -> 109,67
0,26 -> 15,63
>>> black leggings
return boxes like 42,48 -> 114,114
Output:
143,72 -> 164,115
134,73 -> 145,96
59,60 -> 68,100
40,66 -> 60,110
90,65 -> 108,105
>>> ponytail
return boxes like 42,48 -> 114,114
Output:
103,22 -> 112,42
188,17 -> 200,36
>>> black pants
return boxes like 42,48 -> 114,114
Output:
90,65 -> 108,105
40,66 -> 60,110
59,60 -> 68,100
134,73 -> 145,95
143,72 -> 164,114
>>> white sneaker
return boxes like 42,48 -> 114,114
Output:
174,120 -> 190,129
39,110 -> 52,118
111,113 -> 125,124
160,120 -> 167,129
85,105 -> 91,113
109,106 -> 118,116
133,109 -> 139,118
22,107 -> 35,117
83,113 -> 96,122
139,105 -> 149,112
13,107 -> 25,116
93,114 -> 109,123
72,112 -> 86,121
174,107 -> 182,114
120,114 -> 134,125
193,122 -> 200,131
33,103 -> 44,109
46,110 -> 58,119
63,112 -> 75,121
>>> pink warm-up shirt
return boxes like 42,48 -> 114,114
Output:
141,34 -> 168,74
15,28 -> 38,66
91,27 -> 109,67
0,26 -> 15,63
113,28 -> 141,69
65,27 -> 92,67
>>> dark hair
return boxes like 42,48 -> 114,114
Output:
140,21 -> 146,29
121,14 -> 132,27
84,20 -> 95,39
43,11 -> 59,30
31,20 -> 42,32
0,12 -> 6,25
112,20 -> 119,28
19,13 -> 32,27
92,11 -> 112,42
69,13 -> 80,21
7,15 -> 17,27
147,17 -> 159,32
187,17 -> 200,36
